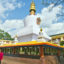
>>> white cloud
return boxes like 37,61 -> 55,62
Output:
5,2 -> 16,10
38,4 -> 62,28
17,3 -> 22,8
46,23 -> 64,35
0,20 -> 24,36
0,0 -> 23,18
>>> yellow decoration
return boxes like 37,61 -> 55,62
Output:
0,41 -> 64,48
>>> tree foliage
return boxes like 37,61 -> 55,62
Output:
60,41 -> 64,46
0,29 -> 14,40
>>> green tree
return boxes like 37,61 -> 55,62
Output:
60,41 -> 64,46
0,33 -> 4,39
0,29 -> 14,40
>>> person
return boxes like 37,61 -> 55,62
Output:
0,50 -> 3,64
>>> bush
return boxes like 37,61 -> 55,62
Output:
60,41 -> 64,46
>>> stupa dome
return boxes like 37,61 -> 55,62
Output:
24,15 -> 40,27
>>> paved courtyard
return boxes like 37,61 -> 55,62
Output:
1,56 -> 60,64
1,56 -> 41,64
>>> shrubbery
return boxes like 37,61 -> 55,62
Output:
60,41 -> 64,46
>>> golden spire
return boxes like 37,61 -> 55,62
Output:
40,28 -> 43,32
30,0 -> 36,15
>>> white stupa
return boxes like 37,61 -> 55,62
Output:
17,1 -> 51,42
37,28 -> 51,42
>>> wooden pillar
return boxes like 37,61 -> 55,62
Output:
40,46 -> 46,64
57,50 -> 60,56
0,48 -> 1,52
57,49 -> 61,61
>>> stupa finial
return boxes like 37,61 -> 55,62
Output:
30,0 -> 36,15
40,28 -> 43,32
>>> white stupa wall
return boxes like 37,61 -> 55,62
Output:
17,15 -> 51,42
18,34 -> 38,42
17,15 -> 40,42
24,15 -> 40,27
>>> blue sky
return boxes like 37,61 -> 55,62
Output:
0,0 -> 64,36
4,0 -> 43,20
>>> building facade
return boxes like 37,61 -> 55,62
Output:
51,33 -> 64,44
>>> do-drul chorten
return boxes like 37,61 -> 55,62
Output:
17,0 -> 51,42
